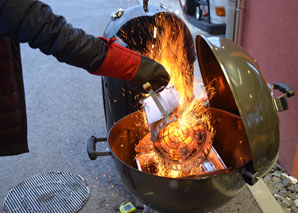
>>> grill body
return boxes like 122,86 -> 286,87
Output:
88,3 -> 294,213
107,109 -> 251,213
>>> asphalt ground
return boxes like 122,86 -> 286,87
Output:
1,0 -> 135,212
0,0 -> 269,212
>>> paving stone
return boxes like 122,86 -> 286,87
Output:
288,176 -> 298,185
265,181 -> 275,192
275,182 -> 285,191
272,171 -> 281,177
288,192 -> 297,200
294,184 -> 298,192
291,206 -> 298,213
272,176 -> 281,182
274,194 -> 284,200
294,199 -> 298,208
283,178 -> 292,187
281,173 -> 289,179
271,188 -> 280,194
288,186 -> 296,192
281,199 -> 292,208
279,189 -> 291,197
274,164 -> 282,171
281,206 -> 291,213
263,175 -> 271,182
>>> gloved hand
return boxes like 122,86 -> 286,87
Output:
90,37 -> 170,92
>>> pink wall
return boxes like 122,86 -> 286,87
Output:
238,0 -> 298,176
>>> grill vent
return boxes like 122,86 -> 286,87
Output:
3,171 -> 90,213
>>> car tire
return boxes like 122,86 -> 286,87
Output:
185,0 -> 196,16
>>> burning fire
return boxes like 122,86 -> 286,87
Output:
136,97 -> 215,178
130,14 -> 220,178
119,13 -> 221,178
145,14 -> 194,109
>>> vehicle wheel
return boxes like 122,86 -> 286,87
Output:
196,6 -> 202,20
185,0 -> 196,16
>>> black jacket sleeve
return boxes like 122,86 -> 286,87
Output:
0,0 -> 107,71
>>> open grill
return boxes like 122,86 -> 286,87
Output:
87,3 -> 294,213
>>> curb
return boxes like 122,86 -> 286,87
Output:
248,179 -> 284,213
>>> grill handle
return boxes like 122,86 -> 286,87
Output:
240,161 -> 257,185
87,136 -> 111,160
272,82 -> 295,112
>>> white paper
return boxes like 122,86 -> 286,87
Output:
143,84 -> 179,124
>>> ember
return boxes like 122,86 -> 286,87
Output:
135,95 -> 226,178
135,131 -> 228,178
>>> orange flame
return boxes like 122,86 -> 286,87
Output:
143,14 -> 215,136
144,14 -> 193,110
133,14 -> 217,178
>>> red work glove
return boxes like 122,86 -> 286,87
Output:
91,37 -> 170,92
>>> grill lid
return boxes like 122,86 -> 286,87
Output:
195,35 -> 279,177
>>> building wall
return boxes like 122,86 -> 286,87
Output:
238,0 -> 298,176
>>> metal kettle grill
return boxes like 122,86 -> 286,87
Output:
87,2 -> 295,213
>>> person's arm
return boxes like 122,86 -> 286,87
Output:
0,0 -> 170,91
0,0 -> 106,71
